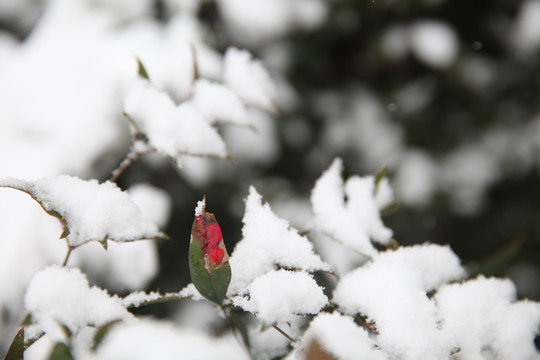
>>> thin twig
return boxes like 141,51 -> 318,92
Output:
272,324 -> 296,343
109,147 -> 139,183
61,247 -> 72,267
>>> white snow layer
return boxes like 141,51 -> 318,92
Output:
24,265 -> 132,342
0,176 -> 165,247
310,158 -> 393,257
124,78 -> 228,160
91,319 -> 248,360
232,270 -> 328,324
435,276 -> 540,360
332,244 -> 466,360
191,79 -> 249,125
223,47 -> 277,112
217,0 -> 327,43
292,312 -> 387,360
228,186 -> 331,295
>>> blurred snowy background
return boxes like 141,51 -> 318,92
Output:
1,0 -> 540,354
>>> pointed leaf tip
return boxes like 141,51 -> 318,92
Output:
136,57 -> 150,81
4,328 -> 24,360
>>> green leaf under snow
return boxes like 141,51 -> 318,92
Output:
47,343 -> 73,360
93,320 -> 122,350
4,328 -> 24,360
0,176 -> 167,248
228,309 -> 250,349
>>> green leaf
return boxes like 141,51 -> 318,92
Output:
228,309 -> 250,349
374,165 -> 388,194
4,328 -> 24,360
21,313 -> 33,326
209,266 -> 231,305
47,209 -> 63,220
47,343 -> 73,360
93,320 -> 121,350
100,237 -> 108,250
136,57 -> 150,81
189,239 -> 219,303
59,227 -> 70,239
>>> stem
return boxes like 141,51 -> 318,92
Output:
61,247 -> 72,267
272,324 -> 296,343
109,148 -> 139,183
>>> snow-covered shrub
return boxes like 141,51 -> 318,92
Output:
1,1 -> 539,360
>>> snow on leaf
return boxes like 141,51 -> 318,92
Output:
231,270 -> 328,324
293,312 -> 387,360
223,47 -> 277,113
311,158 -> 393,258
191,79 -> 249,126
123,78 -> 228,161
228,186 -> 331,295
24,265 -> 133,342
332,244 -> 465,360
0,176 -> 166,247
435,276 -> 540,360
94,319 -> 249,360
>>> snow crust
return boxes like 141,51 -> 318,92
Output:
233,270 -> 328,324
311,158 -> 393,257
0,176 -> 165,247
332,244 -> 465,359
292,312 -> 387,360
24,266 -> 132,342
223,48 -> 277,112
228,186 -> 331,295
124,78 -> 228,160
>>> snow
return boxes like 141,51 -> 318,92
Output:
0,176 -> 165,247
228,186 -> 331,295
513,0 -> 540,54
374,177 -> 395,211
91,319 -> 249,360
332,244 -> 465,359
232,270 -> 328,324
310,158 -> 393,258
191,79 -> 249,125
128,183 -> 172,228
409,21 -> 458,69
223,47 -> 277,112
394,151 -> 438,207
292,312 -> 387,360
24,265 -> 133,342
124,78 -> 228,161
179,283 -> 206,301
71,240 -> 159,291
222,109 -> 279,165
217,0 -> 326,43
194,196 -> 206,216
435,276 -> 540,360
